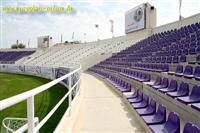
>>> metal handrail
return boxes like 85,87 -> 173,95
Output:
0,66 -> 81,133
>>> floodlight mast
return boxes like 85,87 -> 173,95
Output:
110,19 -> 114,38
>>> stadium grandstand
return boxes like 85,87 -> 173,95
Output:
0,1 -> 200,133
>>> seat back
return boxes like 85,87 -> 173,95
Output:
164,112 -> 180,133
178,82 -> 189,96
138,89 -> 143,97
180,55 -> 186,62
150,98 -> 156,108
156,104 -> 166,122
149,98 -> 156,113
155,76 -> 162,85
183,65 -> 193,75
162,78 -> 169,88
190,85 -> 200,98
145,74 -> 151,81
176,65 -> 183,73
168,79 -> 177,91
183,123 -> 193,133
191,124 -> 200,133
197,55 -> 200,62
143,94 -> 149,104
194,66 -> 200,77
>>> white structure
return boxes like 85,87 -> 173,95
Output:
125,3 -> 157,34
21,41 -> 135,71
37,35 -> 53,48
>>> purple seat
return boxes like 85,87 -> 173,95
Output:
162,64 -> 169,72
149,112 -> 180,133
174,65 -> 183,76
191,103 -> 200,111
177,85 -> 200,104
118,83 -> 131,92
128,90 -> 143,103
183,65 -> 193,79
144,74 -> 151,82
136,98 -> 156,116
172,56 -> 178,63
183,122 -> 200,133
180,55 -> 186,62
194,66 -> 200,80
132,94 -> 149,109
152,78 -> 168,90
147,76 -> 162,87
167,82 -> 189,98
166,56 -> 172,63
189,47 -> 196,55
126,89 -> 138,99
183,123 -> 193,133
159,79 -> 177,93
142,104 -> 166,125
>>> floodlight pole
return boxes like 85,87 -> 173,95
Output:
179,0 -> 182,21
95,24 -> 99,41
83,33 -> 86,43
110,20 -> 114,38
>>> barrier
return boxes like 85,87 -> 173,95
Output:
0,66 -> 81,133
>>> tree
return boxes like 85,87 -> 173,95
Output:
18,43 -> 26,48
11,44 -> 18,49
11,43 -> 26,49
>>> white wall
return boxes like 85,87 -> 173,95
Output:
153,13 -> 200,34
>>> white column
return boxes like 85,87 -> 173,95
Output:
27,96 -> 35,133
68,76 -> 72,107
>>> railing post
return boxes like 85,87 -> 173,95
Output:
27,96 -> 35,133
68,75 -> 72,115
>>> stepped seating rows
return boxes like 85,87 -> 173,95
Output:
101,22 -> 200,65
133,63 -> 169,72
120,69 -> 151,82
88,69 -> 200,133
87,21 -> 200,133
0,51 -> 35,64
107,76 -> 132,93
168,65 -> 200,80
24,41 -> 133,68
148,76 -> 200,105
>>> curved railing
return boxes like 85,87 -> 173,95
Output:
0,66 -> 82,133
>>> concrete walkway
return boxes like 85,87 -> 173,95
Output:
56,73 -> 145,133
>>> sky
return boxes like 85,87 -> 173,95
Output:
0,0 -> 200,49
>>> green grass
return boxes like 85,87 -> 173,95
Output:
0,73 -> 68,133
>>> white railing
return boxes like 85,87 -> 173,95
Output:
0,66 -> 82,133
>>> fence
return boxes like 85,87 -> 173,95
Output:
0,66 -> 81,133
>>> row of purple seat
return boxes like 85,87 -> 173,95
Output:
145,55 -> 187,63
126,89 -> 200,133
168,65 -> 200,80
103,22 -> 200,64
147,76 -> 200,111
120,69 -> 151,82
88,68 -> 132,93
134,63 -> 169,72
104,66 -> 122,73
157,45 -> 200,56
89,66 -> 200,109
107,76 -> 132,93
0,51 -> 35,63
87,68 -> 200,132
87,68 -> 109,79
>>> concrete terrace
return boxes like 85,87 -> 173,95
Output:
56,73 -> 145,133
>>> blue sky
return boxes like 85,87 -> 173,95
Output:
0,0 -> 200,48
